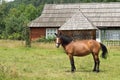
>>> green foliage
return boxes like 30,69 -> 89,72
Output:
8,33 -> 21,40
0,1 -> 7,34
0,2 -> 39,40
23,4 -> 38,20
37,36 -> 55,43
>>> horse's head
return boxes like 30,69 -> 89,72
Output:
55,32 -> 73,48
54,32 -> 62,48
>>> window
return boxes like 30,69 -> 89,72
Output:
105,30 -> 120,40
46,28 -> 57,38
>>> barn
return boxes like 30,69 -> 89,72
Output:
28,3 -> 120,45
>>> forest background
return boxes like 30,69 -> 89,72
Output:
0,0 -> 120,40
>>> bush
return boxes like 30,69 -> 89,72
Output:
8,33 -> 22,40
37,36 -> 55,43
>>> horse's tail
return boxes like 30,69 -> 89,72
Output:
100,43 -> 108,59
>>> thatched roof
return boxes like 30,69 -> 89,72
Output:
29,3 -> 120,29
59,10 -> 97,30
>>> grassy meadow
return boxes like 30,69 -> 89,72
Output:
0,40 -> 120,80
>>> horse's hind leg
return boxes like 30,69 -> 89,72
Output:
68,54 -> 76,72
95,57 -> 100,72
92,53 -> 97,71
92,53 -> 100,72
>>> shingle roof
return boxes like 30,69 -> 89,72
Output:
29,3 -> 120,28
59,10 -> 97,30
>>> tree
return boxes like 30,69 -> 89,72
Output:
0,0 -> 6,35
3,3 -> 39,40
24,4 -> 38,21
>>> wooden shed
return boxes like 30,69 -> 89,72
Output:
29,3 -> 120,43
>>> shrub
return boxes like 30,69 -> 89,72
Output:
37,36 -> 55,43
8,33 -> 22,40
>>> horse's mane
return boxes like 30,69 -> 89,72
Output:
60,35 -> 73,46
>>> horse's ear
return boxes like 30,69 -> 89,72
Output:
54,33 -> 58,36
55,32 -> 62,37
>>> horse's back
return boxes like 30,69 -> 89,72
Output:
87,40 -> 101,53
65,40 -> 101,56
79,40 -> 101,53
76,40 -> 100,48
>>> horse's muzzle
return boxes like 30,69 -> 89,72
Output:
56,43 -> 60,48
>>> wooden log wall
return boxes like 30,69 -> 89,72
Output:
60,30 -> 96,40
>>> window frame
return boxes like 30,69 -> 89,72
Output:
46,28 -> 57,39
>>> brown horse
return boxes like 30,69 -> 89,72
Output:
55,33 -> 108,72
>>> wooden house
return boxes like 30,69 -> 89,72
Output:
29,3 -> 120,43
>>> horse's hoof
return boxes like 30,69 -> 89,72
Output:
71,69 -> 76,73
71,71 -> 75,73
96,70 -> 100,73
93,69 -> 96,72
93,70 -> 99,73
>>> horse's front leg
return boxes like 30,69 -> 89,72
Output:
68,54 -> 76,72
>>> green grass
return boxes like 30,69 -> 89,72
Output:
0,40 -> 120,80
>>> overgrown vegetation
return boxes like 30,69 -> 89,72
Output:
0,0 -> 120,40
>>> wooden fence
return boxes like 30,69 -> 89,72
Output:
103,40 -> 120,46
